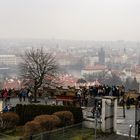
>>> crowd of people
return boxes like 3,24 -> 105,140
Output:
0,88 -> 33,103
0,88 -> 34,113
76,85 -> 125,107
0,84 -> 137,113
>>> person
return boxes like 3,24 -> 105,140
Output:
3,105 -> 9,113
7,104 -> 13,111
18,89 -> 23,102
77,88 -> 82,106
3,89 -> 8,105
22,89 -> 27,102
28,91 -> 33,103
126,96 -> 131,109
91,107 -> 96,118
44,93 -> 48,104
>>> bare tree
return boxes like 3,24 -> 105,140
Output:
20,48 -> 58,102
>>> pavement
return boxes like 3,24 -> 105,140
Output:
1,97 -> 57,107
82,106 -> 136,137
96,134 -> 135,140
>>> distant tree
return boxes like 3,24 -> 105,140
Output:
76,78 -> 87,84
101,73 -> 122,86
20,48 -> 58,102
125,77 -> 139,92
125,77 -> 131,91
131,77 -> 139,91
110,74 -> 122,86
83,74 -> 96,82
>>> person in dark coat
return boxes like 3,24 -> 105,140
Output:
126,96 -> 131,109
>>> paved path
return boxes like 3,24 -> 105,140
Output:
117,107 -> 135,137
82,106 -> 135,137
96,134 -> 134,140
0,97 -> 57,107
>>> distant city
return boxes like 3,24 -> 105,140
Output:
0,39 -> 140,91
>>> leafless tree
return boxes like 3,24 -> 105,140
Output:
20,48 -> 58,102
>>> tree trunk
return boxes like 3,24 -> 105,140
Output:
34,88 -> 37,102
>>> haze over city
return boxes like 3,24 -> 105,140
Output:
1,1 -> 140,140
0,0 -> 140,41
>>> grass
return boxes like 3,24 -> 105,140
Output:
45,127 -> 94,140
2,125 -> 106,140
1,126 -> 24,140
0,133 -> 20,140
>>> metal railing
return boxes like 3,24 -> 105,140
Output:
0,133 -> 20,140
21,123 -> 94,140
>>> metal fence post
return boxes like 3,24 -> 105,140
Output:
41,133 -> 43,140
30,135 -> 32,140
63,126 -> 64,140
94,106 -> 98,140
123,95 -> 125,118
129,124 -> 133,140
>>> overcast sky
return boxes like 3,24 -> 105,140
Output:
0,0 -> 140,41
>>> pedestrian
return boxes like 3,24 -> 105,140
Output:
3,89 -> 8,105
91,107 -> 96,118
43,92 -> 48,105
3,105 -> 9,113
22,89 -> 27,102
126,96 -> 131,109
18,89 -> 23,102
28,91 -> 33,103
77,88 -> 82,106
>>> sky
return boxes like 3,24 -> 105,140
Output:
0,0 -> 140,41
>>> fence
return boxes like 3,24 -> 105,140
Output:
135,101 -> 140,140
0,133 -> 20,140
22,123 -> 95,140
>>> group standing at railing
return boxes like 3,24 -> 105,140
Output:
75,85 -> 125,107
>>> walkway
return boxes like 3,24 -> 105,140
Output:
96,134 -> 134,140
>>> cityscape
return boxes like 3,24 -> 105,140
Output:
0,0 -> 140,140
0,39 -> 140,92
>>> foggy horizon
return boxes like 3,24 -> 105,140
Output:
0,0 -> 140,41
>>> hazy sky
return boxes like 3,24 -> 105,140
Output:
0,0 -> 140,41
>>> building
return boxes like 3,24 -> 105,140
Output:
84,56 -> 98,66
138,52 -> 140,65
0,55 -> 17,65
2,79 -> 21,90
81,65 -> 107,77
131,65 -> 140,82
98,48 -> 105,65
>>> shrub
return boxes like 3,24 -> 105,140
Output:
24,120 -> 43,137
34,115 -> 61,130
0,112 -> 19,130
16,104 -> 83,125
53,111 -> 74,126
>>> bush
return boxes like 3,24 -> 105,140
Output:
0,112 -> 19,130
34,115 -> 61,130
53,111 -> 74,127
24,120 -> 43,137
16,104 -> 83,125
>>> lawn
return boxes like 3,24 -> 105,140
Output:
34,126 -> 95,140
2,125 -> 100,140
